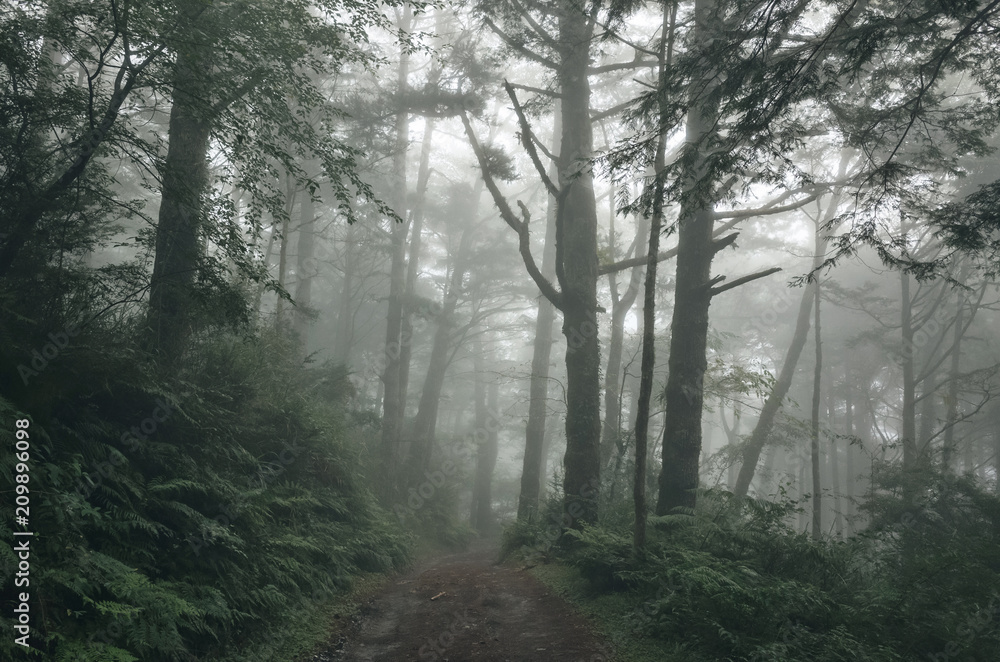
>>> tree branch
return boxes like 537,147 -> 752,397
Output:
711,188 -> 825,220
588,59 -> 659,75
709,267 -> 783,297
508,82 -> 561,98
504,80 -> 559,198
482,16 -> 558,70
591,97 -> 637,122
599,216 -> 743,275
712,232 -> 740,253
509,0 -> 560,50
460,112 -> 563,310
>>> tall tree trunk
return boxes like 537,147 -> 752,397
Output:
379,6 -> 413,497
632,0 -> 674,549
733,283 -> 816,497
797,455 -> 808,531
556,0 -> 602,524
900,269 -> 918,477
252,218 -> 278,317
471,351 -> 500,535
732,156 -> 848,496
147,45 -> 212,364
942,298 -> 964,471
274,173 -> 294,325
333,223 -> 357,363
397,111 -> 438,418
603,212 -> 648,466
293,182 -> 316,344
518,111 -> 560,519
828,373 -> 844,538
810,230 -> 823,540
917,370 -> 937,453
656,0 -> 723,514
406,216 -> 476,484
845,369 -> 856,534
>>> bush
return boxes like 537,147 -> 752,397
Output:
0,328 -> 410,661
527,479 -> 1000,662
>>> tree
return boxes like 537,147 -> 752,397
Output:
519,104 -> 561,520
143,0 -> 393,364
405,186 -> 481,483
465,0 -> 608,524
471,340 -> 501,533
631,0 -> 676,550
145,21 -> 213,363
378,5 -> 414,496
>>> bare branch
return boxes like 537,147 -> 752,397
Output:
712,232 -> 740,253
709,267 -> 783,297
599,216 -> 743,275
508,82 -> 561,98
588,59 -> 658,75
711,189 -> 824,220
460,112 -> 564,310
591,97 -> 637,122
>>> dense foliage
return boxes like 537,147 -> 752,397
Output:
506,477 -> 1000,661
0,2 -> 417,659
0,328 -> 409,661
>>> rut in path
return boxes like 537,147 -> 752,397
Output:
317,542 -> 613,662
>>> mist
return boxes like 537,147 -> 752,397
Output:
2,0 -> 1000,660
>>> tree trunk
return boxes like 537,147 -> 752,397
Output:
810,234 -> 823,540
632,0 -> 674,549
828,373 -> 844,538
603,212 -> 648,466
555,0 -> 602,524
406,219 -> 475,485
471,355 -> 500,535
845,371 -> 856,534
397,118 -> 437,419
293,182 -> 316,344
333,224 -> 357,363
917,371 -> 937,451
942,298 -> 964,471
379,6 -> 413,497
797,456 -> 808,532
518,135 -> 559,519
900,270 -> 918,475
732,157 -> 848,496
252,217 -> 278,317
656,0 -> 721,514
147,45 -> 213,364
274,173 -> 294,325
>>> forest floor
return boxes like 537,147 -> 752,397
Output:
307,540 -> 613,661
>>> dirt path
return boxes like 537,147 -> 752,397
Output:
314,542 -> 612,661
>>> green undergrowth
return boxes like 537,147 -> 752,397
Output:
507,480 -> 1000,662
0,329 -> 411,661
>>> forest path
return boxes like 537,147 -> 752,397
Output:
315,540 -> 611,661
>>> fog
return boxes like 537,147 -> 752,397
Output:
3,0 -> 1000,660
